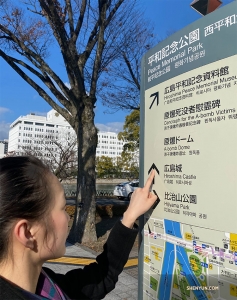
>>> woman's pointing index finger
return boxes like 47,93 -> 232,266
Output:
144,169 -> 156,191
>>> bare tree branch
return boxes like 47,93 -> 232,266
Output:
0,49 -> 71,121
0,23 -> 74,102
90,0 -> 106,96
73,0 -> 87,42
16,130 -> 77,181
122,52 -> 140,90
65,0 -> 75,37
79,0 -> 124,73
5,54 -> 73,111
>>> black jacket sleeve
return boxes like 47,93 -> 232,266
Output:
43,220 -> 138,300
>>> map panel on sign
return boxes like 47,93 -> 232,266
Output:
143,218 -> 237,300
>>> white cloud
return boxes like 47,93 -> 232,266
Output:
95,122 -> 124,133
0,107 -> 10,115
0,121 -> 10,140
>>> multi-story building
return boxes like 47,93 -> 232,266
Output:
0,139 -> 8,158
8,110 -> 75,155
96,131 -> 124,158
8,110 -> 124,160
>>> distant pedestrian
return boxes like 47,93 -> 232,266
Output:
0,156 -> 157,299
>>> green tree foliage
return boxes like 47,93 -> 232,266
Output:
96,154 -> 138,180
120,151 -> 139,180
112,156 -> 124,178
118,110 -> 140,152
96,156 -> 115,179
116,110 -> 140,180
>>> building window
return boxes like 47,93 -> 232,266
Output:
35,123 -> 44,126
24,121 -> 33,125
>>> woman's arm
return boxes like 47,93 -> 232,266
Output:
43,170 -> 158,299
43,220 -> 138,299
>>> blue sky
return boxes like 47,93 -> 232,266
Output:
0,0 -> 233,139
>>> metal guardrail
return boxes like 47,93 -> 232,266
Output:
96,190 -> 114,197
64,190 -> 77,197
64,189 -> 114,197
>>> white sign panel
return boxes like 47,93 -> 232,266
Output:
140,2 -> 237,300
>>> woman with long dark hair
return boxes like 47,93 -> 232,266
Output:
0,156 -> 157,299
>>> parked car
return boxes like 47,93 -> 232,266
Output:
113,180 -> 139,200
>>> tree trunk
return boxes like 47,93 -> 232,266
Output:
68,97 -> 97,244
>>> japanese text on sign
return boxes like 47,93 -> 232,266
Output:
165,192 -> 197,203
147,13 -> 237,66
148,29 -> 200,66
204,14 -> 237,36
164,66 -> 229,93
164,99 -> 221,119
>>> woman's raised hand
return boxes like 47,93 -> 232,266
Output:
122,170 -> 158,229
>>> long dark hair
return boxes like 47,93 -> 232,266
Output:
0,156 -> 52,261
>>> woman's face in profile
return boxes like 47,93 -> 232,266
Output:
36,173 -> 70,261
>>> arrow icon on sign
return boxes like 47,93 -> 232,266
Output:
148,163 -> 159,175
152,190 -> 160,209
147,165 -> 161,208
148,163 -> 159,185
148,223 -> 152,234
149,92 -> 159,109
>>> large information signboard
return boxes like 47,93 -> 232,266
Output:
139,2 -> 237,300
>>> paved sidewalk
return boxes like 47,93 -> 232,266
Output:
44,241 -> 139,300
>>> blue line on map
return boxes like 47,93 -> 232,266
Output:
161,219 -> 207,300
159,242 -> 175,300
164,219 -> 182,238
